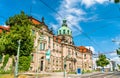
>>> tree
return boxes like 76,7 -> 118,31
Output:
0,11 -> 34,71
114,0 -> 120,3
96,54 -> 109,70
116,48 -> 120,57
117,64 -> 120,70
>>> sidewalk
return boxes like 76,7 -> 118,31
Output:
68,72 -> 100,78
22,72 -> 101,78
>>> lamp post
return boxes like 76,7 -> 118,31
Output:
14,40 -> 21,78
64,54 -> 70,78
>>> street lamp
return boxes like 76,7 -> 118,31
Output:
14,40 -> 21,78
64,54 -> 70,78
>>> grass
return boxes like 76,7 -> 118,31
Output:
0,74 -> 50,78
0,74 -> 28,78
0,74 -> 14,78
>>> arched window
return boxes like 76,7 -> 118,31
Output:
63,30 -> 65,34
67,30 -> 69,34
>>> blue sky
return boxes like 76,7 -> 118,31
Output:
0,0 -> 120,63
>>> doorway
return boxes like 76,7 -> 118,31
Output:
40,61 -> 43,71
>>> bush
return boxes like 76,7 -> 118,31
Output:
0,68 -> 11,74
53,70 -> 63,72
82,70 -> 92,74
1,54 -> 9,69
68,71 -> 76,74
19,56 -> 31,71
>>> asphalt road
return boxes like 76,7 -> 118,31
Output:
69,72 -> 120,78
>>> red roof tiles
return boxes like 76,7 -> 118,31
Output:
0,26 -> 10,33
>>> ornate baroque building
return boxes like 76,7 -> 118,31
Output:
0,17 -> 93,72
30,17 -> 93,72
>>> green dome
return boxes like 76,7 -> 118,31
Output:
57,19 -> 72,36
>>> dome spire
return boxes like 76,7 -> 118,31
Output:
62,18 -> 67,27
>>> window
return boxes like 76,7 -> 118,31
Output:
63,30 -> 65,34
67,30 -> 69,34
48,37 -> 50,43
40,43 -> 43,50
43,43 -> 45,50
40,43 -> 46,50
84,54 -> 86,59
31,54 -> 34,62
59,30 -> 61,35
53,43 -> 55,48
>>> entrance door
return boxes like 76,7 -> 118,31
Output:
40,61 -> 43,71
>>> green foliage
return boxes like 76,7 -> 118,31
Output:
82,70 -> 92,74
0,69 -> 11,74
0,11 -> 34,71
19,56 -> 31,71
1,54 -> 9,69
0,32 -> 6,53
117,64 -> 120,69
0,55 -> 3,63
116,48 -> 120,57
53,70 -> 63,72
96,54 -> 109,67
0,65 -> 12,74
115,0 -> 120,3
3,11 -> 34,56
68,71 -> 76,74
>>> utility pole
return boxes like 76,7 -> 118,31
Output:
14,40 -> 21,78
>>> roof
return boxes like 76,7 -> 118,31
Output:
78,46 -> 92,53
0,26 -> 10,30
0,26 -> 10,33
53,36 -> 62,43
29,16 -> 42,25
57,19 -> 72,36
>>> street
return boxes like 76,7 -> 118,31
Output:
68,72 -> 120,78
26,72 -> 120,78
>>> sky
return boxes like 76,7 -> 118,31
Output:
0,0 -> 120,64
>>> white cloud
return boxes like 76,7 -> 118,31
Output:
112,35 -> 120,45
85,46 -> 95,53
51,0 -> 86,36
51,0 -> 112,36
81,0 -> 110,8
111,57 -> 120,64
109,52 -> 117,57
50,23 -> 58,31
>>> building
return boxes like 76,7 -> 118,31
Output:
78,46 -> 93,71
30,17 -> 93,72
0,26 -> 10,34
0,17 -> 93,72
